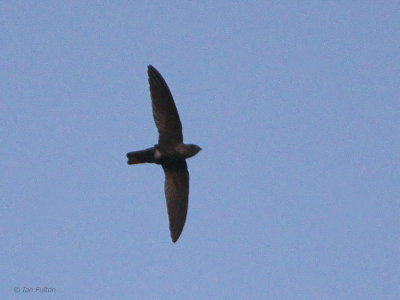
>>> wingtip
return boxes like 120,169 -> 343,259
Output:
171,227 -> 183,243
147,65 -> 158,77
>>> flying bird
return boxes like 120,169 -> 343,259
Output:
126,65 -> 201,243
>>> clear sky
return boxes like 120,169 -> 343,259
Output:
1,1 -> 399,299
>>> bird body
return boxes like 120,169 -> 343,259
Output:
126,143 -> 200,165
126,65 -> 201,243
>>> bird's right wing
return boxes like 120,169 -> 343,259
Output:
147,65 -> 183,146
162,159 -> 189,243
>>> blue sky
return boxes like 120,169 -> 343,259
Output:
1,1 -> 399,299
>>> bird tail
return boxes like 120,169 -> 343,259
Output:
126,147 -> 156,165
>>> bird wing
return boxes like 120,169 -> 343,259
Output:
162,159 -> 189,243
148,65 -> 183,146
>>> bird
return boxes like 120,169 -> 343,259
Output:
126,65 -> 201,243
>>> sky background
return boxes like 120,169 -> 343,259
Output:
1,1 -> 399,299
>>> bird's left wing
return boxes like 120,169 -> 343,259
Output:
162,159 -> 189,243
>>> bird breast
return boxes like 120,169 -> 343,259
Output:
154,149 -> 162,160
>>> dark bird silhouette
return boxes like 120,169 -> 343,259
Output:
126,65 -> 201,243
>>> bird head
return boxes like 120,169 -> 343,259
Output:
176,144 -> 202,159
